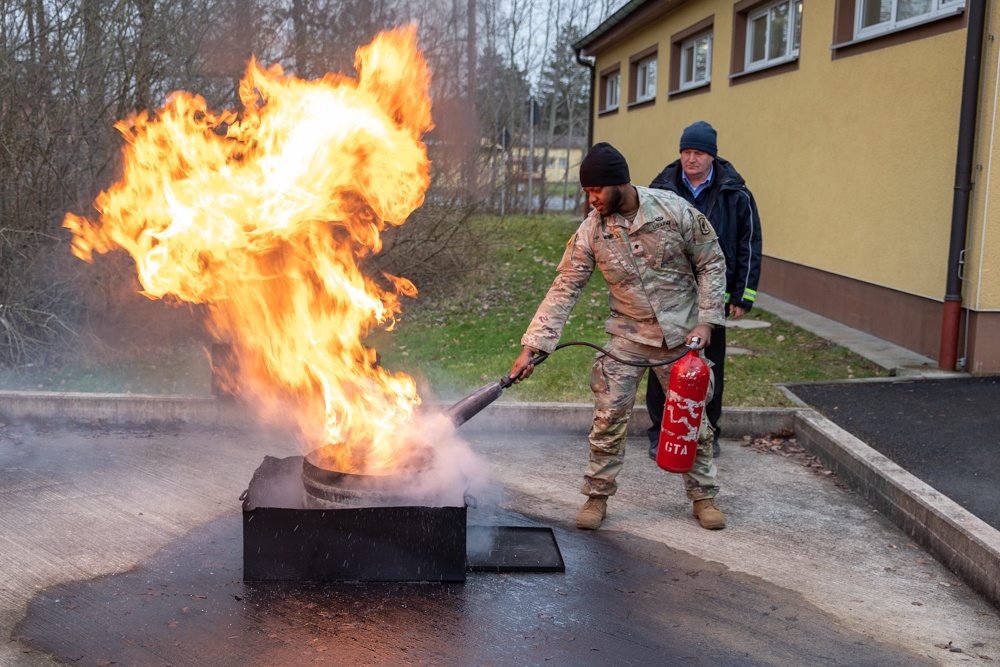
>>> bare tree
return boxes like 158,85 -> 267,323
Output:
0,0 -> 611,365
536,23 -> 588,213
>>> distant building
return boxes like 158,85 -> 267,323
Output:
489,133 -> 588,212
575,0 -> 1000,374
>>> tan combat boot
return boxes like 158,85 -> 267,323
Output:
576,495 -> 608,530
693,498 -> 726,530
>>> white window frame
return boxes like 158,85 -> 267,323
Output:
605,71 -> 620,110
679,32 -> 713,91
854,0 -> 964,39
745,0 -> 802,72
635,55 -> 657,102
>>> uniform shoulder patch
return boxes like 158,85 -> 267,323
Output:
692,211 -> 715,242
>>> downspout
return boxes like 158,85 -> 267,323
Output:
575,48 -> 595,149
940,0 -> 988,371
575,49 -> 595,214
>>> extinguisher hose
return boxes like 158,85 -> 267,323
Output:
503,337 -> 700,387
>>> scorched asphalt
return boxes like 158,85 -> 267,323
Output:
16,500 -> 927,667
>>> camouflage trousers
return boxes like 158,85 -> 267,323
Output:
583,335 -> 718,501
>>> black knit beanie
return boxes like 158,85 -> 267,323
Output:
679,121 -> 718,157
579,142 -> 630,187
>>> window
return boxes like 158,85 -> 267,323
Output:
831,0 -> 965,57
606,72 -> 621,109
855,0 -> 963,38
599,65 -> 621,114
628,46 -> 658,106
669,16 -> 714,96
746,0 -> 802,71
679,32 -> 712,90
636,55 -> 657,101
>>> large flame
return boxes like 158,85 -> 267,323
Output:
64,26 -> 433,473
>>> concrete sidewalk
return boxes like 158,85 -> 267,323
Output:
754,293 -> 958,378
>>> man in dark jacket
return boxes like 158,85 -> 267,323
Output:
645,121 -> 762,459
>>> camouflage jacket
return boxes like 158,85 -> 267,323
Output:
522,186 -> 727,354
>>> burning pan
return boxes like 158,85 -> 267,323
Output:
300,450 -> 431,509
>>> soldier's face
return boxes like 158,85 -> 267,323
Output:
681,149 -> 713,183
584,185 -> 624,217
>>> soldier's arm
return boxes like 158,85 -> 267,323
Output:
520,227 -> 596,354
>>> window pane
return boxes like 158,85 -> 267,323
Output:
793,0 -> 802,51
860,0 -> 892,28
750,15 -> 767,62
897,0 -> 933,21
768,2 -> 789,60
695,37 -> 709,79
683,45 -> 694,83
646,58 -> 657,95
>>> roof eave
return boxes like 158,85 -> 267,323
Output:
573,0 -> 695,57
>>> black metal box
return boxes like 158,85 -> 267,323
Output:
242,455 -> 467,583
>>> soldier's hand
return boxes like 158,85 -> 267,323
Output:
687,324 -> 713,350
509,347 -> 539,383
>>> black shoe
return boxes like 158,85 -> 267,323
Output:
712,436 -> 721,458
648,442 -> 657,460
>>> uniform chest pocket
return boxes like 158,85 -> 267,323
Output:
594,240 -> 633,285
632,229 -> 667,269
637,228 -> 676,270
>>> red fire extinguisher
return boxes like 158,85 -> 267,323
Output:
656,340 -> 711,473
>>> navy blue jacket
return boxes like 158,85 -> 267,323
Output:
649,156 -> 762,312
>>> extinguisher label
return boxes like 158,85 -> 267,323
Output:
661,442 -> 688,456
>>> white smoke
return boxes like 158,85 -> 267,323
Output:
392,409 -> 493,508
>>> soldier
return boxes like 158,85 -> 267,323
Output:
509,143 -> 728,531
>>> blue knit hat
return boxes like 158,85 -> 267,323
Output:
679,121 -> 718,157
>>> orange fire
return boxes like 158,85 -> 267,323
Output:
64,26 -> 433,473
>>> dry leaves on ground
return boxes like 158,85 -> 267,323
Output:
740,429 -> 853,492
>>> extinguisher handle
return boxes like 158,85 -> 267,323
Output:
689,336 -> 701,349
501,351 -> 550,387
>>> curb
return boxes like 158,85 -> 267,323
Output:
0,390 -> 245,426
0,390 -> 995,609
793,409 -> 1000,611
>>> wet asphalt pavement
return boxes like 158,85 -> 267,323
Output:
16,492 -> 925,667
787,376 -> 1000,533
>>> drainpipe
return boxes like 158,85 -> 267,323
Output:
575,48 -> 595,149
940,0 -> 988,371
575,49 -> 595,214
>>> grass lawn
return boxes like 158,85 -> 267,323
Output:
376,214 -> 888,406
0,214 -> 888,401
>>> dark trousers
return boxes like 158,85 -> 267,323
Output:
646,327 -> 725,446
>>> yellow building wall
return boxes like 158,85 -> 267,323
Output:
591,0 -> 970,303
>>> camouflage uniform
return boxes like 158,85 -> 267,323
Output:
521,186 -> 727,500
